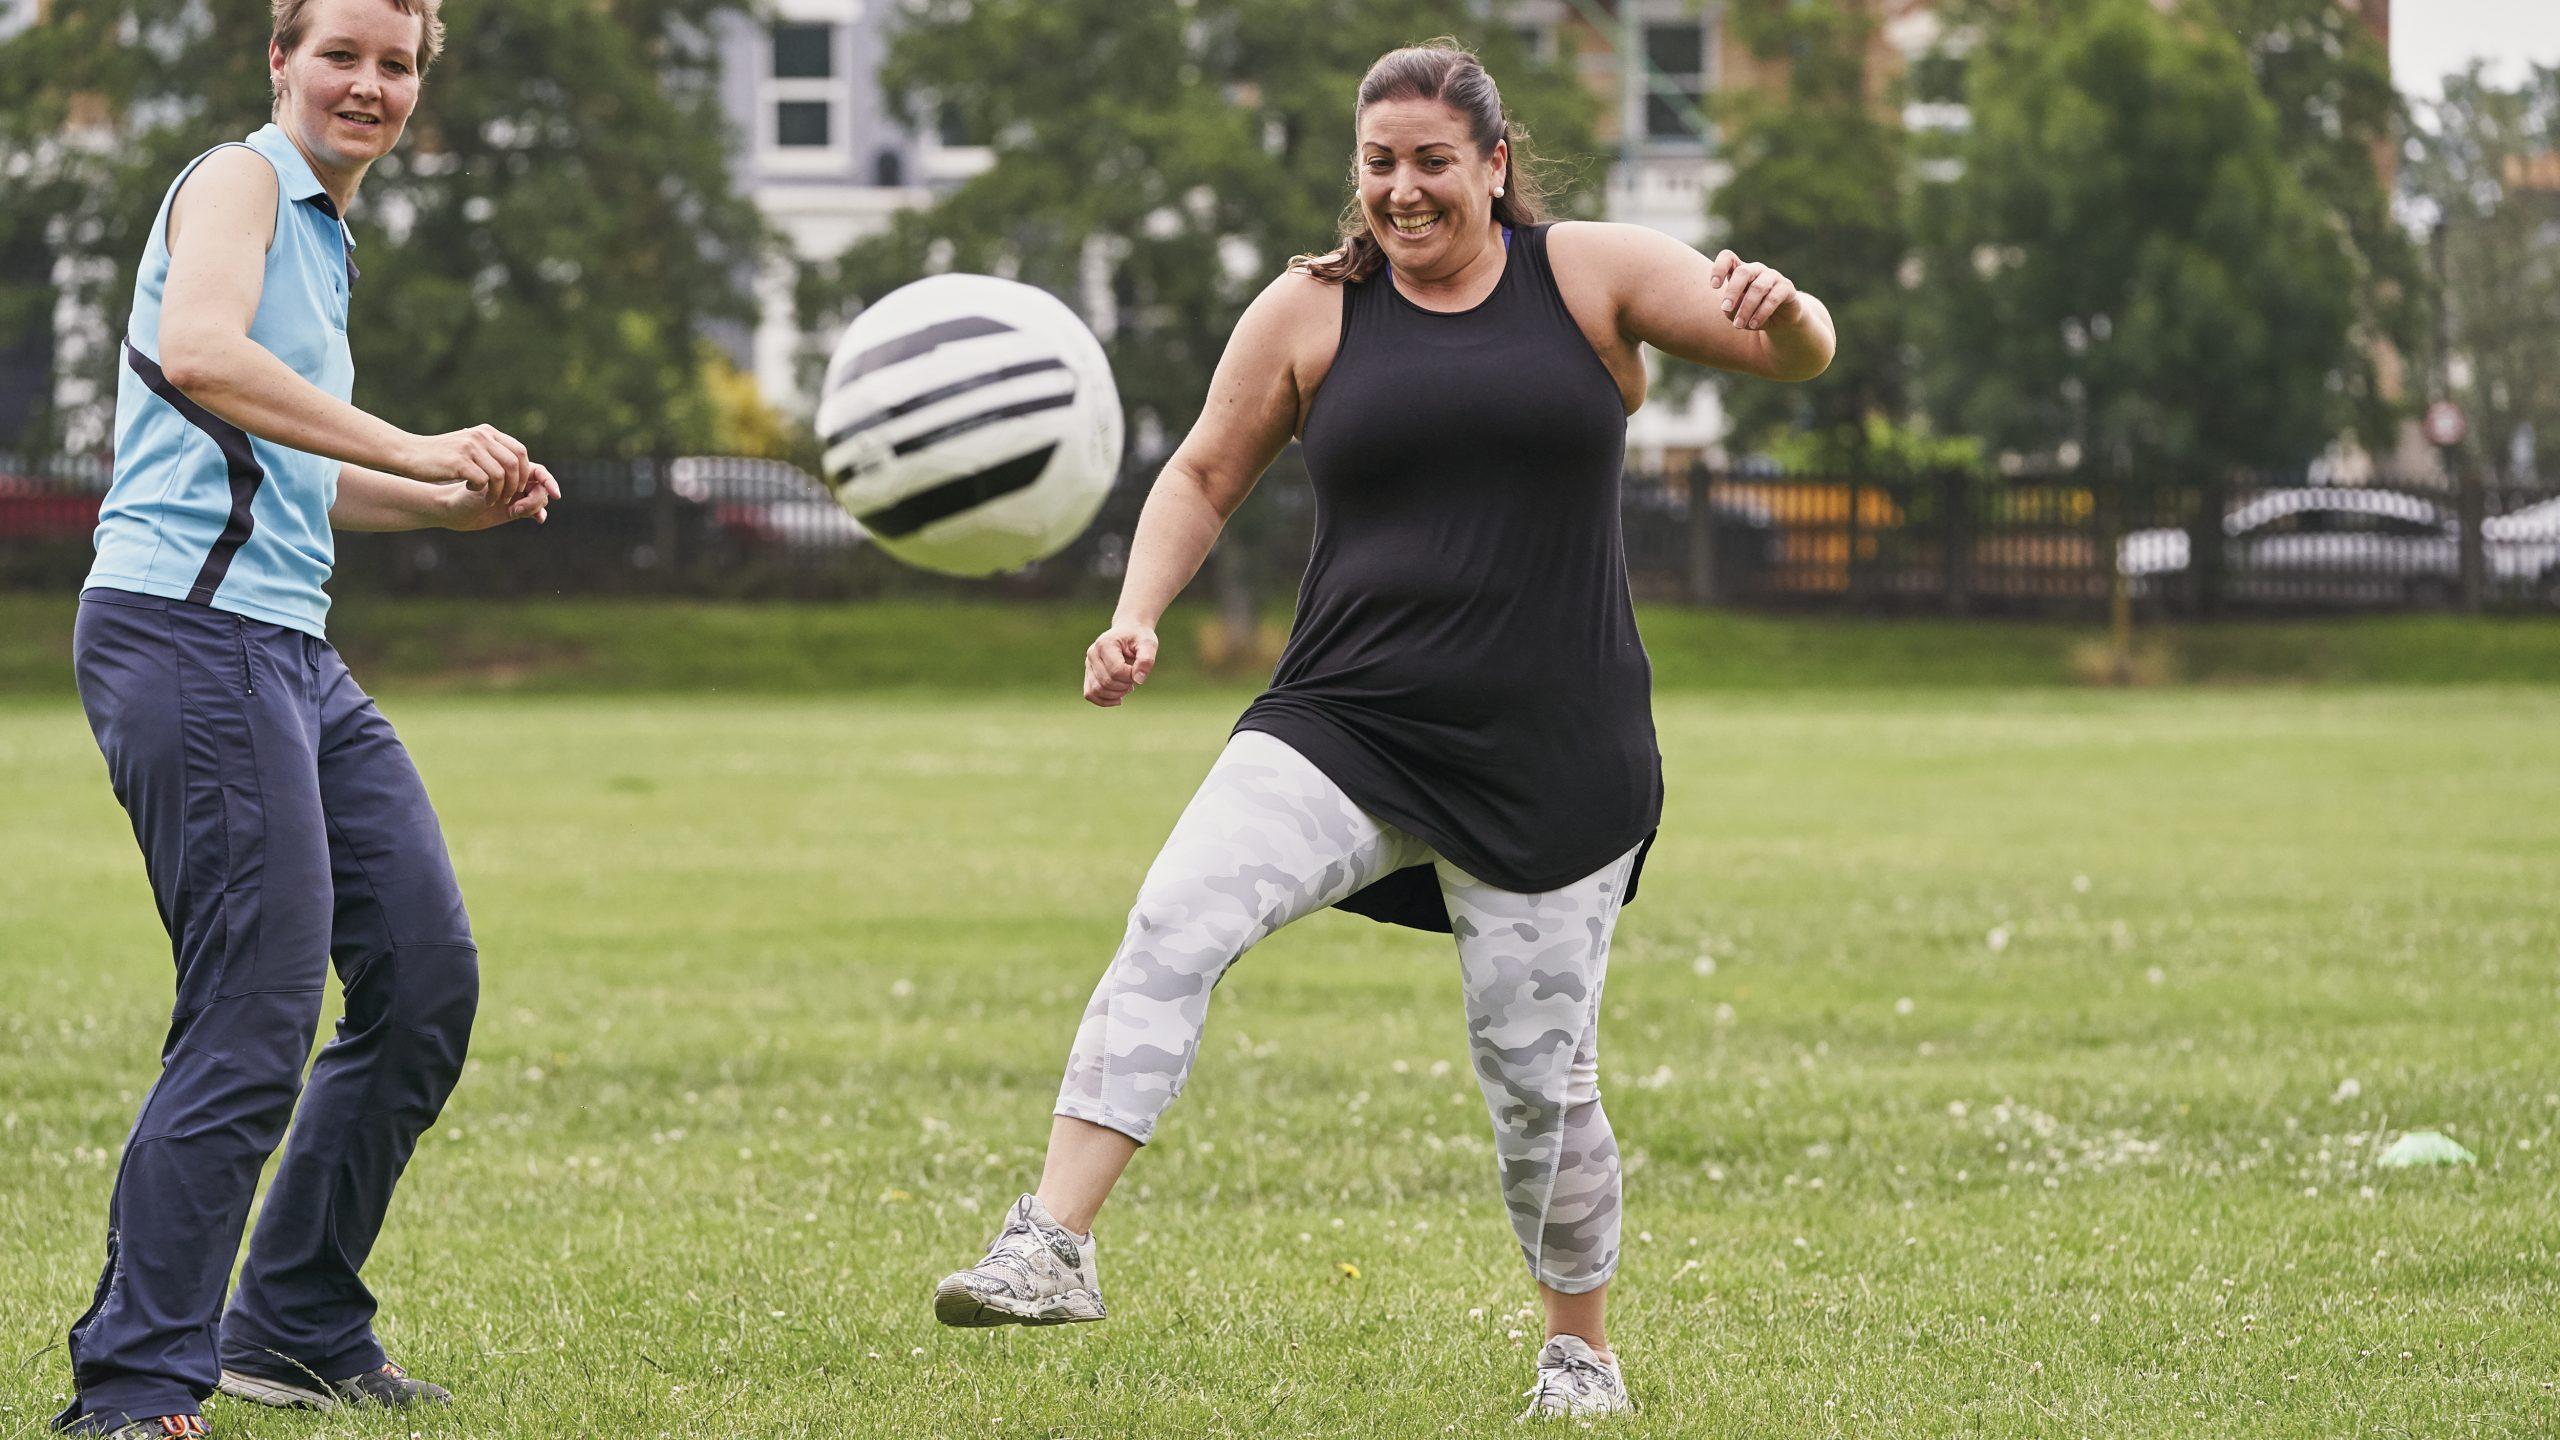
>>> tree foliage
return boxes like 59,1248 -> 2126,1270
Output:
1911,0 -> 2363,473
797,0 -> 1599,471
0,0 -> 766,456
2404,64 -> 2560,482
1712,0 -> 1912,468
2195,0 -> 2418,451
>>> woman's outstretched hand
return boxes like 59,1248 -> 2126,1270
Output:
1084,623 -> 1159,707
445,464 -> 559,531
408,424 -> 535,506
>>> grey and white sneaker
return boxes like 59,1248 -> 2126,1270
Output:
933,1193 -> 1106,1327
1518,1335 -> 1632,1420
216,1358 -> 450,1410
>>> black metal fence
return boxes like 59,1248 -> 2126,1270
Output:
6,452 -> 2556,615
1625,465 -> 2560,614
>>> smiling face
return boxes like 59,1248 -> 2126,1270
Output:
270,0 -> 424,177
1356,97 -> 1507,280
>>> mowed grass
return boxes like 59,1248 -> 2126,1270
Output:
1,687 -> 2556,1438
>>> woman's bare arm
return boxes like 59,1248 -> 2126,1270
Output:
1559,221 -> 1836,382
329,461 -> 559,532
1084,269 -> 1335,705
156,147 -> 534,501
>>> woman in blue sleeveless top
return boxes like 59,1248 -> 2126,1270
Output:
57,2 -> 556,1434
930,42 -> 1835,1422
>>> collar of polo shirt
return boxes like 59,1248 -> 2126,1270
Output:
251,122 -> 361,280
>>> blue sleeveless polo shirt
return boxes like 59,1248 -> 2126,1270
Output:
87,123 -> 359,637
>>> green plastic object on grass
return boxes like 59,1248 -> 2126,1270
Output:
2375,1131 -> 2476,1169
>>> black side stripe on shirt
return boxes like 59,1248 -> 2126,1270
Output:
124,340 -> 265,605
853,444 -> 1055,538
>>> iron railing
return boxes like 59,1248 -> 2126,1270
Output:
5,453 -> 2554,614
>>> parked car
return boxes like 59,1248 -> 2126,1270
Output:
0,468 -> 105,541
2487,496 -> 2560,604
1618,482 -> 1785,595
2118,487 -> 2560,606
669,456 -> 865,556
2486,495 -> 2560,541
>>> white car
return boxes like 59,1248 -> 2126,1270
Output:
2485,495 -> 2560,542
2118,487 -> 2560,606
670,456 -> 867,555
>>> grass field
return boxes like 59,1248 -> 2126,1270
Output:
5,595 -> 2560,696
3,685 -> 2557,1437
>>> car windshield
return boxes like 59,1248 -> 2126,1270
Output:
2232,492 -> 2443,536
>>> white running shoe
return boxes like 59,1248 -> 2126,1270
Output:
933,1193 -> 1107,1327
1518,1334 -> 1632,1420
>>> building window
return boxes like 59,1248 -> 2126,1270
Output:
771,22 -> 833,80
873,149 -> 905,186
765,21 -> 843,159
915,93 -> 995,183
1911,50 -> 1967,105
1643,22 -> 1708,143
776,101 -> 831,148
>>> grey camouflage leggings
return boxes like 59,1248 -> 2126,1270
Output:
1055,729 -> 1636,1294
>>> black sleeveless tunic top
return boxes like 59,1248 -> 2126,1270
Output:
1234,223 -> 1661,932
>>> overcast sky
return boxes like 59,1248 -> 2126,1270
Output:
2391,0 -> 2560,101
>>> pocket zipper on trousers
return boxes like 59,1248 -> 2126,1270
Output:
235,618 -> 255,695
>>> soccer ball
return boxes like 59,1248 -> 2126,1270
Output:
817,274 -> 1123,577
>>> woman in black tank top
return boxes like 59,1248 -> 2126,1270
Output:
1235,218 -> 1655,931
937,41 -> 1836,1418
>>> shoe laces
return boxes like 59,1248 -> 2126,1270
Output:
1525,1348 -> 1616,1410
974,1214 -> 1053,1286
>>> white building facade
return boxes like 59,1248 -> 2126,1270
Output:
709,0 -> 987,416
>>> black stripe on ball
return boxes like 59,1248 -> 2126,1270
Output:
855,444 -> 1058,538
824,358 -> 1070,449
837,315 -> 1017,384
890,391 -> 1078,459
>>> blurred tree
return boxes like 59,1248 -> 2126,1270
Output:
2195,0 -> 2418,453
1910,0 -> 2361,476
0,0 -> 765,457
796,1 -> 1597,641
2405,64 -> 2560,483
1711,0 -> 1913,471
700,347 -> 808,464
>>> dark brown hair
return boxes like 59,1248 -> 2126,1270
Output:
1294,39 -> 1553,285
271,0 -> 445,95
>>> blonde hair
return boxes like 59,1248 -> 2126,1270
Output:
271,0 -> 445,85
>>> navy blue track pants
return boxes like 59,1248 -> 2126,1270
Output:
57,590 -> 477,1430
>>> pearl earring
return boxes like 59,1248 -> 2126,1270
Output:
1494,186 -> 1505,198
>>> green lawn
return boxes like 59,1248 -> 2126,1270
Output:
4,595 -> 2559,696
2,688 -> 2556,1437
